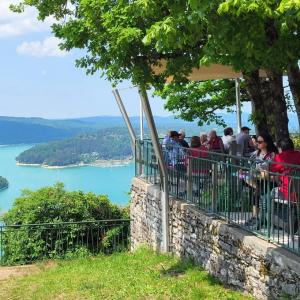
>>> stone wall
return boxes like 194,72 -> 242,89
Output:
131,177 -> 300,300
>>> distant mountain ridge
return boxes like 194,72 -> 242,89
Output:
0,113 -> 299,145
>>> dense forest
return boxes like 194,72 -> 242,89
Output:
16,128 -> 132,166
0,176 -> 9,190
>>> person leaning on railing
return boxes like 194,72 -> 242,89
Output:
244,133 -> 277,228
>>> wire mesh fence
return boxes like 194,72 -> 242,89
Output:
135,139 -> 300,255
0,219 -> 130,265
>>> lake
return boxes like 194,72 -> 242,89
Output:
0,145 -> 135,214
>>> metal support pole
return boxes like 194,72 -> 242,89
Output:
112,89 -> 136,153
235,78 -> 242,133
138,86 -> 170,253
139,97 -> 144,140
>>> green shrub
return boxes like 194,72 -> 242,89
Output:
1,183 -> 130,264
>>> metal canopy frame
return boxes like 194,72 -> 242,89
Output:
138,86 -> 169,252
112,86 -> 170,252
112,89 -> 136,152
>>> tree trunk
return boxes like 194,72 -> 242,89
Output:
244,71 -> 270,136
288,64 -> 300,131
244,70 -> 290,141
266,70 -> 290,141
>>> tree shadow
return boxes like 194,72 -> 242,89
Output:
159,255 -> 234,288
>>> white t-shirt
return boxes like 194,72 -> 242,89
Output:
222,135 -> 235,151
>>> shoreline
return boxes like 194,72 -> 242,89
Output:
16,158 -> 133,169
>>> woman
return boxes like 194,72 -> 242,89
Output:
189,136 -> 209,159
245,133 -> 277,228
187,136 -> 210,198
199,133 -> 208,147
251,133 -> 277,170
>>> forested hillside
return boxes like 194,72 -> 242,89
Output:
16,128 -> 132,166
1,112 -> 299,145
0,119 -> 81,144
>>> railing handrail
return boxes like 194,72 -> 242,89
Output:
0,219 -> 131,229
138,138 -> 300,171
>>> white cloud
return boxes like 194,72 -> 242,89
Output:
16,36 -> 68,57
0,0 -> 53,38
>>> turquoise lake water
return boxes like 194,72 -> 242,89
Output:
0,145 -> 134,214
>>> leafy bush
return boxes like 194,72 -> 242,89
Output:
1,183 -> 130,264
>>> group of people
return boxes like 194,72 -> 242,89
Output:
162,127 -> 300,173
162,126 -> 257,160
161,127 -> 300,230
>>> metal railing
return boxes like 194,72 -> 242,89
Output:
135,139 -> 300,255
0,219 -> 130,265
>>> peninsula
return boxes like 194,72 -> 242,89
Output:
16,128 -> 132,167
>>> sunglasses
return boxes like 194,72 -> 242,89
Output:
257,140 -> 265,144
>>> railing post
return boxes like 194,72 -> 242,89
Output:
139,140 -> 143,177
266,165 -> 271,240
0,226 -> 2,265
187,158 -> 193,202
211,163 -> 218,213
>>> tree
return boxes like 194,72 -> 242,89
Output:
143,1 -> 300,139
12,1 -> 300,140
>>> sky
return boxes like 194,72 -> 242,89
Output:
0,0 -> 170,119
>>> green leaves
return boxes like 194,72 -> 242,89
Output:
157,79 -> 249,126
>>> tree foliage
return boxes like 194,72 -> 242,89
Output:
2,183 -> 129,264
11,1 -> 300,137
158,79 -> 249,126
3,183 -> 126,225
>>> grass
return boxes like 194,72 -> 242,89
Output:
0,248 -> 252,300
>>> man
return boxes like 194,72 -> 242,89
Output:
207,130 -> 224,153
163,131 -> 184,167
178,129 -> 189,148
236,126 -> 255,157
222,127 -> 236,153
